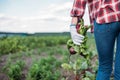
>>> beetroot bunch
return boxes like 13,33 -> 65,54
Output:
61,19 -> 96,80
67,19 -> 91,57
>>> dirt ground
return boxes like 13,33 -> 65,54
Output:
0,53 -> 83,80
0,54 -> 32,80
0,54 -> 96,80
0,55 -> 9,80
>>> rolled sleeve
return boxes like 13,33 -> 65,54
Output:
70,0 -> 87,18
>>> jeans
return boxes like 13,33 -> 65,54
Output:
94,20 -> 120,80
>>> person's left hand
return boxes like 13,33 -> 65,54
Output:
70,25 -> 84,45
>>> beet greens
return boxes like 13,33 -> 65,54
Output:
62,19 -> 96,80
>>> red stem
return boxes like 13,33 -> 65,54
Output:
75,74 -> 79,80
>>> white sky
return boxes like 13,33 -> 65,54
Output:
0,0 -> 90,33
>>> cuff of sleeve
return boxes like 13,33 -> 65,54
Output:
70,14 -> 82,18
70,24 -> 76,27
70,9 -> 82,18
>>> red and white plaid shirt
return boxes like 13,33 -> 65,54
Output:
71,0 -> 120,32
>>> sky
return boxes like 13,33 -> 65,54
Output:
0,0 -> 90,33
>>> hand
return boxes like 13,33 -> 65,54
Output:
70,25 -> 84,45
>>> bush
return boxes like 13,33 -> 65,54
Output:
3,60 -> 25,80
8,64 -> 22,80
27,56 -> 61,80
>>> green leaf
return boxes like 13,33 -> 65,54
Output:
82,77 -> 90,80
73,45 -> 79,53
81,61 -> 88,70
85,71 -> 94,77
67,39 -> 74,49
61,63 -> 72,70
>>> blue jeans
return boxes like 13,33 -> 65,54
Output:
94,20 -> 120,80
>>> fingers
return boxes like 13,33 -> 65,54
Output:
70,25 -> 84,45
72,35 -> 84,45
73,41 -> 80,45
77,34 -> 84,39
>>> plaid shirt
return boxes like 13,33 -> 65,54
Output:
71,0 -> 120,32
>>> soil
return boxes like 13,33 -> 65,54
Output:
0,55 -> 9,80
0,52 -> 63,80
0,52 -> 74,80
0,54 -> 32,80
0,73 -> 9,80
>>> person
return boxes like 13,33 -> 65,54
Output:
70,0 -> 120,80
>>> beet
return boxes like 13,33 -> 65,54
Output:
69,47 -> 76,55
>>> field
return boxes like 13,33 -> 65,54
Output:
0,33 -> 99,80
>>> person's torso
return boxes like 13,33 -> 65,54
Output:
87,0 -> 120,23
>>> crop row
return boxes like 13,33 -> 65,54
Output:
0,36 -> 70,55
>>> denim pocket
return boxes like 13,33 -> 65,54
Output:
94,20 -> 111,34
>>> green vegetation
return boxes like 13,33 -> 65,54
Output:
0,34 -> 98,80
0,36 -> 69,55
27,56 -> 61,80
3,60 -> 25,80
62,19 -> 97,80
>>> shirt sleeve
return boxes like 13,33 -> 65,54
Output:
70,0 -> 87,18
